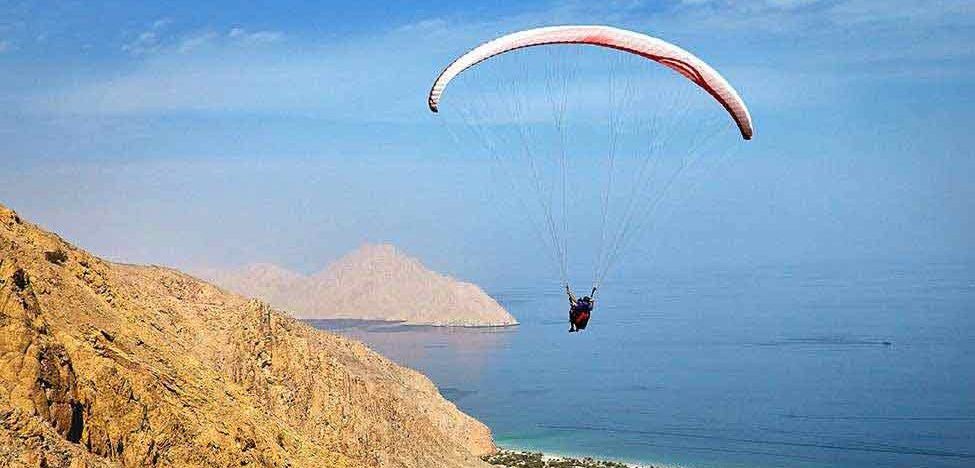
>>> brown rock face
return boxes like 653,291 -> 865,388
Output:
0,204 -> 495,467
206,244 -> 519,327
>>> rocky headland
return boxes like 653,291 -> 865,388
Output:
0,203 -> 495,467
206,244 -> 517,327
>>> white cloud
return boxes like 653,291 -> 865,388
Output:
152,18 -> 173,30
123,22 -> 285,56
121,31 -> 159,55
178,31 -> 218,53
228,27 -> 284,44
679,0 -> 823,10
827,0 -> 975,26
395,18 -> 448,33
244,31 -> 284,44
122,20 -> 171,55
764,0 -> 823,9
673,0 -> 972,31
658,0 -> 975,68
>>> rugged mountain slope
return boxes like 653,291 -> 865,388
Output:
209,244 -> 517,327
0,204 -> 494,467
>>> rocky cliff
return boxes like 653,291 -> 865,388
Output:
208,244 -> 517,327
0,204 -> 495,467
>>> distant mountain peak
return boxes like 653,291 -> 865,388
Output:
239,262 -> 306,279
209,244 -> 517,327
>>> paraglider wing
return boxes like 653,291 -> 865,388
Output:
428,25 -> 754,140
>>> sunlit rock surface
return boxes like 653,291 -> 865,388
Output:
0,203 -> 495,467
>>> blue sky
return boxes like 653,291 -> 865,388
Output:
1,0 -> 973,284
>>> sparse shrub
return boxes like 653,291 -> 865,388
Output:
12,268 -> 28,291
45,249 -> 68,265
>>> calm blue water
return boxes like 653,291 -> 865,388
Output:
308,260 -> 975,468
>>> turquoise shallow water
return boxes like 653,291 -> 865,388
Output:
308,260 -> 975,468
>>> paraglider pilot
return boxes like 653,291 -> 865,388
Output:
566,285 -> 596,332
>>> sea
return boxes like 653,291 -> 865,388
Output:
307,259 -> 975,468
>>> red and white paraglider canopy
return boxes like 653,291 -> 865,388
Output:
428,25 -> 753,140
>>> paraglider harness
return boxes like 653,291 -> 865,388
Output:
566,285 -> 597,332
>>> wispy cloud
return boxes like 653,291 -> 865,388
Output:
231,29 -> 285,44
174,28 -> 285,53
122,19 -> 285,56
394,18 -> 449,33
0,40 -> 10,53
36,17 -> 498,118
20,0 -> 975,126
121,31 -> 161,55
826,0 -> 974,26
669,0 -> 971,35
655,0 -> 975,76
177,31 -> 217,53
152,18 -> 173,30
121,18 -> 170,55
679,0 -> 824,9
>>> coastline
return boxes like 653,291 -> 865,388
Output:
484,449 -> 680,468
303,317 -> 521,329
